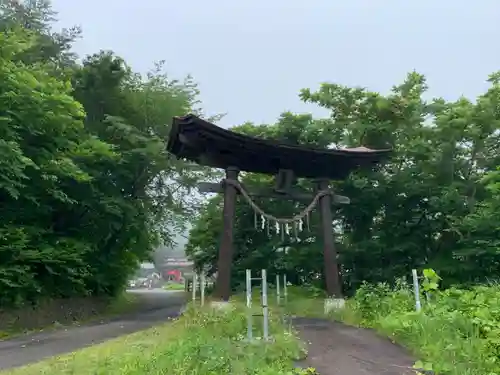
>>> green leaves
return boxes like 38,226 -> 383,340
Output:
421,269 -> 441,293
0,2 -> 204,306
189,68 -> 500,294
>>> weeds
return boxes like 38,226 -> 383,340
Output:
338,276 -> 500,375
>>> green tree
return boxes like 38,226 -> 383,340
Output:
0,0 -> 207,305
0,28 -> 112,304
187,72 -> 500,293
0,0 -> 81,72
68,52 -> 205,294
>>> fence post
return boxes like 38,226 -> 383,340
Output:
246,269 -> 253,340
412,269 -> 422,312
262,269 -> 269,340
276,274 -> 281,306
192,274 -> 198,303
283,274 -> 288,304
200,273 -> 206,306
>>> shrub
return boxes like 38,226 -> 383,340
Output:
343,277 -> 500,375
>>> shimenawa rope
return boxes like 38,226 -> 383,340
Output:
223,178 -> 330,224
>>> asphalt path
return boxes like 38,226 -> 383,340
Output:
0,289 -> 186,371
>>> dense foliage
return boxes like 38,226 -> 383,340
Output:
187,71 -> 500,293
0,0 -> 202,307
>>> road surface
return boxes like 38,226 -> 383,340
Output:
294,317 -> 419,375
0,289 -> 186,371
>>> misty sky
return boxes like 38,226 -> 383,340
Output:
51,0 -> 499,128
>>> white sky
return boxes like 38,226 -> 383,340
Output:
51,0 -> 500,128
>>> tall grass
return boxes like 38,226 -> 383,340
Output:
339,281 -> 500,375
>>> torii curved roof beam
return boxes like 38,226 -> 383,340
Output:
167,114 -> 391,180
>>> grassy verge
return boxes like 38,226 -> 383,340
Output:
324,282 -> 500,375
2,301 -> 309,375
100,292 -> 141,316
162,282 -> 186,291
0,292 -> 139,340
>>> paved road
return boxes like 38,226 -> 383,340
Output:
0,289 -> 186,371
294,317 -> 419,375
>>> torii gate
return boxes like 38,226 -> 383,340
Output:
166,114 -> 390,301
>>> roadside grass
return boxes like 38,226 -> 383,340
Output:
162,282 -> 185,291
287,282 -> 500,375
101,292 -> 141,316
0,292 -> 139,340
2,301 -> 308,375
340,283 -> 500,375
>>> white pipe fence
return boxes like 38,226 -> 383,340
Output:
412,268 -> 422,312
245,269 -> 288,341
189,273 -> 207,306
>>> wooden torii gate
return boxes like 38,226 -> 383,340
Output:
166,114 -> 391,301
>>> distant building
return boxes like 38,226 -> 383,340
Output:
166,269 -> 181,282
134,262 -> 158,279
159,258 -> 193,282
153,227 -> 193,281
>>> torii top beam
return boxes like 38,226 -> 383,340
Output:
167,114 -> 391,180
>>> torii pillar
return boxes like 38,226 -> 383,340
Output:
214,167 -> 239,301
317,179 -> 342,298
